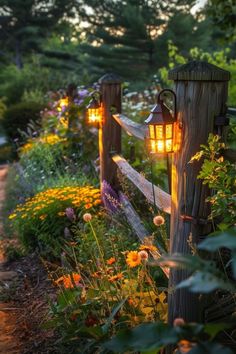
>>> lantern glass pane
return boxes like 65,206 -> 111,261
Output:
157,140 -> 164,153
149,125 -> 155,139
166,139 -> 173,152
165,124 -> 173,139
150,140 -> 156,153
88,108 -> 100,123
155,125 -> 163,139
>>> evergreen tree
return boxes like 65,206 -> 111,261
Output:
78,0 -> 202,80
0,0 -> 79,68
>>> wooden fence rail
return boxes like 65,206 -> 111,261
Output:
97,63 -> 235,328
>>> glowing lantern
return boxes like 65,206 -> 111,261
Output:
145,89 -> 177,154
87,95 -> 102,124
58,97 -> 69,111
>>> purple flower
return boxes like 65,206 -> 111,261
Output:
101,180 -> 121,214
78,89 -> 89,98
65,207 -> 76,222
64,227 -> 71,238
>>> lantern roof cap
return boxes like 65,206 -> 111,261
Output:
145,102 -> 175,125
168,60 -> 230,81
99,73 -> 122,84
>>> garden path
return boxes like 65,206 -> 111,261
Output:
0,164 -> 20,354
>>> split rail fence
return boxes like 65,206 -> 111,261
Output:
92,61 -> 236,330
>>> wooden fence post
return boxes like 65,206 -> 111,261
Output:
99,74 -> 122,190
168,61 -> 230,324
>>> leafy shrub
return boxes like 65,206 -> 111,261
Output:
2,101 -> 44,140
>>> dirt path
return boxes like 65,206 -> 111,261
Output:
0,164 -> 20,354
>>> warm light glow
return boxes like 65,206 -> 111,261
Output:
155,125 -> 163,139
148,123 -> 175,154
166,139 -> 173,152
150,140 -> 156,153
88,107 -> 102,124
157,140 -> 164,153
149,125 -> 155,139
59,98 -> 68,108
165,124 -> 173,139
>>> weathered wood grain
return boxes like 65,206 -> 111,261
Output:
113,154 -> 171,214
98,74 -> 122,189
168,61 -> 230,327
112,113 -> 147,140
119,191 -> 169,278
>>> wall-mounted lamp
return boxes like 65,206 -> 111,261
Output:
87,93 -> 102,124
145,89 -> 177,154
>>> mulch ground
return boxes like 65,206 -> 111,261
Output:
0,246 -> 59,354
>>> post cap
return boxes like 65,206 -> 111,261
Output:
99,73 -> 122,84
168,60 -> 230,81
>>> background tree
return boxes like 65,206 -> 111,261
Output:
77,0 -> 212,82
0,0 -> 79,68
205,0 -> 236,42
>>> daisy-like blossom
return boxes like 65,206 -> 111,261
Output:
126,251 -> 141,268
55,273 -> 81,289
139,244 -> 157,252
83,213 -> 92,222
138,250 -> 149,261
108,273 -> 123,282
106,257 -> 116,265
153,215 -> 165,226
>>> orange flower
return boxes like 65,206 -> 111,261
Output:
108,273 -> 123,282
85,203 -> 93,209
55,273 -> 81,288
106,257 -> 116,265
139,244 -> 157,252
126,251 -> 141,268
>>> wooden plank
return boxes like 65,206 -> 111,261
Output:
112,154 -> 171,214
119,191 -> 149,241
112,113 -> 147,141
228,107 -> 236,116
119,191 -> 169,278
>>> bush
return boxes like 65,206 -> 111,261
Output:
2,101 -> 44,140
8,185 -> 101,257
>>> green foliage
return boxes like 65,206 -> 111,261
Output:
2,101 -> 44,140
190,134 -> 236,229
104,321 -> 233,353
206,0 -> 236,42
159,43 -> 236,106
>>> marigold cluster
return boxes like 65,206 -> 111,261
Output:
20,134 -> 66,154
9,186 -> 101,221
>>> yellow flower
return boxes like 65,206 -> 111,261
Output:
126,251 -> 141,268
139,244 -> 157,252
57,211 -> 65,216
9,213 -> 17,220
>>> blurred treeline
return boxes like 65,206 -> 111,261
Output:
0,0 -> 236,108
